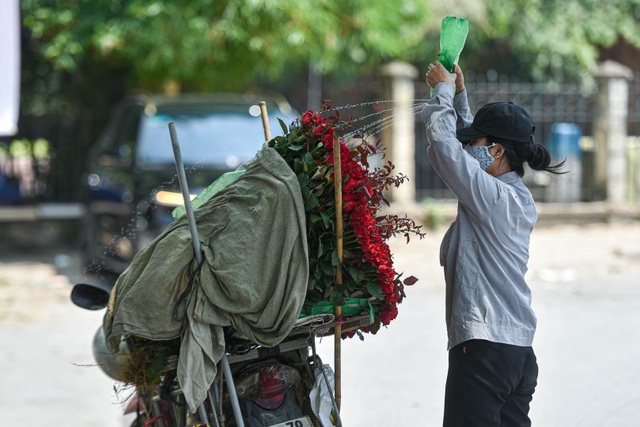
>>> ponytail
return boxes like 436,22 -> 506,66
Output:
528,143 -> 566,175
490,137 -> 567,178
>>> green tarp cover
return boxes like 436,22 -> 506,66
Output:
103,146 -> 309,413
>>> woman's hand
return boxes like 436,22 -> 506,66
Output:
425,61 -> 455,90
453,64 -> 465,94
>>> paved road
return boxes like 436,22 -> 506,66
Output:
316,267 -> 640,427
0,251 -> 133,426
1,221 -> 639,426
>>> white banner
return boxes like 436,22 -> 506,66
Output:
0,0 -> 20,136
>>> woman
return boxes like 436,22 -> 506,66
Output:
421,61 -> 564,427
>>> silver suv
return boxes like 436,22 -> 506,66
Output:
81,92 -> 296,274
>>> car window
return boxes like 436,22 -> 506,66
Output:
136,104 -> 293,169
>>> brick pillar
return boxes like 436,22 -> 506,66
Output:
379,61 -> 418,206
593,60 -> 633,202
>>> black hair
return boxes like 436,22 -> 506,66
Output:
490,136 -> 566,178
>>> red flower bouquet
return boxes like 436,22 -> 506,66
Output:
269,102 -> 424,336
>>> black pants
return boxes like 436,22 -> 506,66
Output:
443,339 -> 538,427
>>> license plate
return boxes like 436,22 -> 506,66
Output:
268,416 -> 313,427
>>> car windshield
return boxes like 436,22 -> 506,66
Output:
136,104 -> 293,169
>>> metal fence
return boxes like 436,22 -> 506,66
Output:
3,69 -> 639,206
414,71 -> 640,202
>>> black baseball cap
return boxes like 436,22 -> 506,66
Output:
457,102 -> 535,143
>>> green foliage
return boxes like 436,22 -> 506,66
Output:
123,336 -> 180,392
464,0 -> 640,82
21,0 -> 640,97
21,0 -> 432,94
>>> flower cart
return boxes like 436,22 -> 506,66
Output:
97,101 -> 423,427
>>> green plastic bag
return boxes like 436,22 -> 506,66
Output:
299,298 -> 375,324
172,170 -> 246,220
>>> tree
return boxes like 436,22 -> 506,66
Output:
21,0 -> 640,102
21,0 -> 432,97
19,0 -> 640,201
18,0 -> 434,200
461,0 -> 640,83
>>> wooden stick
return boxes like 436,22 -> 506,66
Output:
259,101 -> 271,141
332,134 -> 343,410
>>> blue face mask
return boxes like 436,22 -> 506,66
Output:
464,143 -> 496,170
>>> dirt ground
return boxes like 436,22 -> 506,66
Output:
1,219 -> 639,425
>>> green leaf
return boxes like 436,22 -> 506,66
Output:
331,249 -> 340,266
368,319 -> 381,334
305,289 -> 323,304
320,211 -> 332,229
347,265 -> 363,282
365,280 -> 383,299
288,144 -> 305,151
297,171 -> 310,187
312,182 -> 325,197
278,118 -> 288,134
329,290 -> 345,307
293,157 -> 304,174
304,152 -> 315,170
305,192 -> 319,211
320,260 -> 335,277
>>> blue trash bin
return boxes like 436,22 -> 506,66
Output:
548,122 -> 582,202
549,122 -> 582,161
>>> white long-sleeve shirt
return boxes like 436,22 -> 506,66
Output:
421,82 -> 538,350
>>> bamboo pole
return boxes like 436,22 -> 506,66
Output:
332,134 -> 343,411
259,101 -> 271,141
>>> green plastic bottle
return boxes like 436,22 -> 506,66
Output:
438,16 -> 469,73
